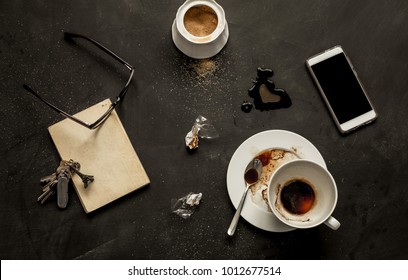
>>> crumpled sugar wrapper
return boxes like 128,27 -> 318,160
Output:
185,115 -> 219,149
171,192 -> 203,219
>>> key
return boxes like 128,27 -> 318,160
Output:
37,180 -> 57,204
41,178 -> 57,192
42,175 -> 57,191
38,175 -> 57,203
40,172 -> 56,184
39,188 -> 56,204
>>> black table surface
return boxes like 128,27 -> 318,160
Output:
1,0 -> 408,260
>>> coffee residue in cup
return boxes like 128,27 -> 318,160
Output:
184,5 -> 218,37
280,178 -> 316,215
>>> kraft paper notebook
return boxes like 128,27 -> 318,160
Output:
48,99 -> 150,213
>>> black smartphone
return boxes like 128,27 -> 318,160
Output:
306,46 -> 377,133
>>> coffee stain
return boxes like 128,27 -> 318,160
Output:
248,67 -> 291,111
241,101 -> 253,113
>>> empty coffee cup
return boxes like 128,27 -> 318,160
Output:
172,0 -> 229,59
267,159 -> 341,230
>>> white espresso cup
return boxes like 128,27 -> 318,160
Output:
267,159 -> 341,230
172,0 -> 229,59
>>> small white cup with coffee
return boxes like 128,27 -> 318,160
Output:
172,0 -> 229,59
267,159 -> 341,230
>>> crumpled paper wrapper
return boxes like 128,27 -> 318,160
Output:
185,115 -> 219,149
171,192 -> 203,219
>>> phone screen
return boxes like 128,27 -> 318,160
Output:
310,52 -> 373,124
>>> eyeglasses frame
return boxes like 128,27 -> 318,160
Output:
23,32 -> 135,129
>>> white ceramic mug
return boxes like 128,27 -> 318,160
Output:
267,159 -> 341,230
171,0 -> 229,59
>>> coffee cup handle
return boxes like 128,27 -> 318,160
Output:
324,216 -> 341,230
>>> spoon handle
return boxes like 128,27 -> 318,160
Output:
227,185 -> 250,236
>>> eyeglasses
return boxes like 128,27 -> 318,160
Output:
23,32 -> 135,129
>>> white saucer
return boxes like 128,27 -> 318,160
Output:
226,130 -> 326,232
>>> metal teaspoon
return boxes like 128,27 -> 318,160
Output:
227,158 -> 263,236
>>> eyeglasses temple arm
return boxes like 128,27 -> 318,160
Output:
64,32 -> 135,71
22,84 -> 92,128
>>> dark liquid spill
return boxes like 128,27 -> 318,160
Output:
256,150 -> 272,166
241,101 -> 253,113
248,67 -> 292,111
281,179 -> 315,215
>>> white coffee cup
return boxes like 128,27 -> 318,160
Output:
172,0 -> 229,59
267,159 -> 341,230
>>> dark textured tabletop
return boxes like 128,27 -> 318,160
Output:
1,0 -> 408,260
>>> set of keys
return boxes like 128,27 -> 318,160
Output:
37,159 -> 94,209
